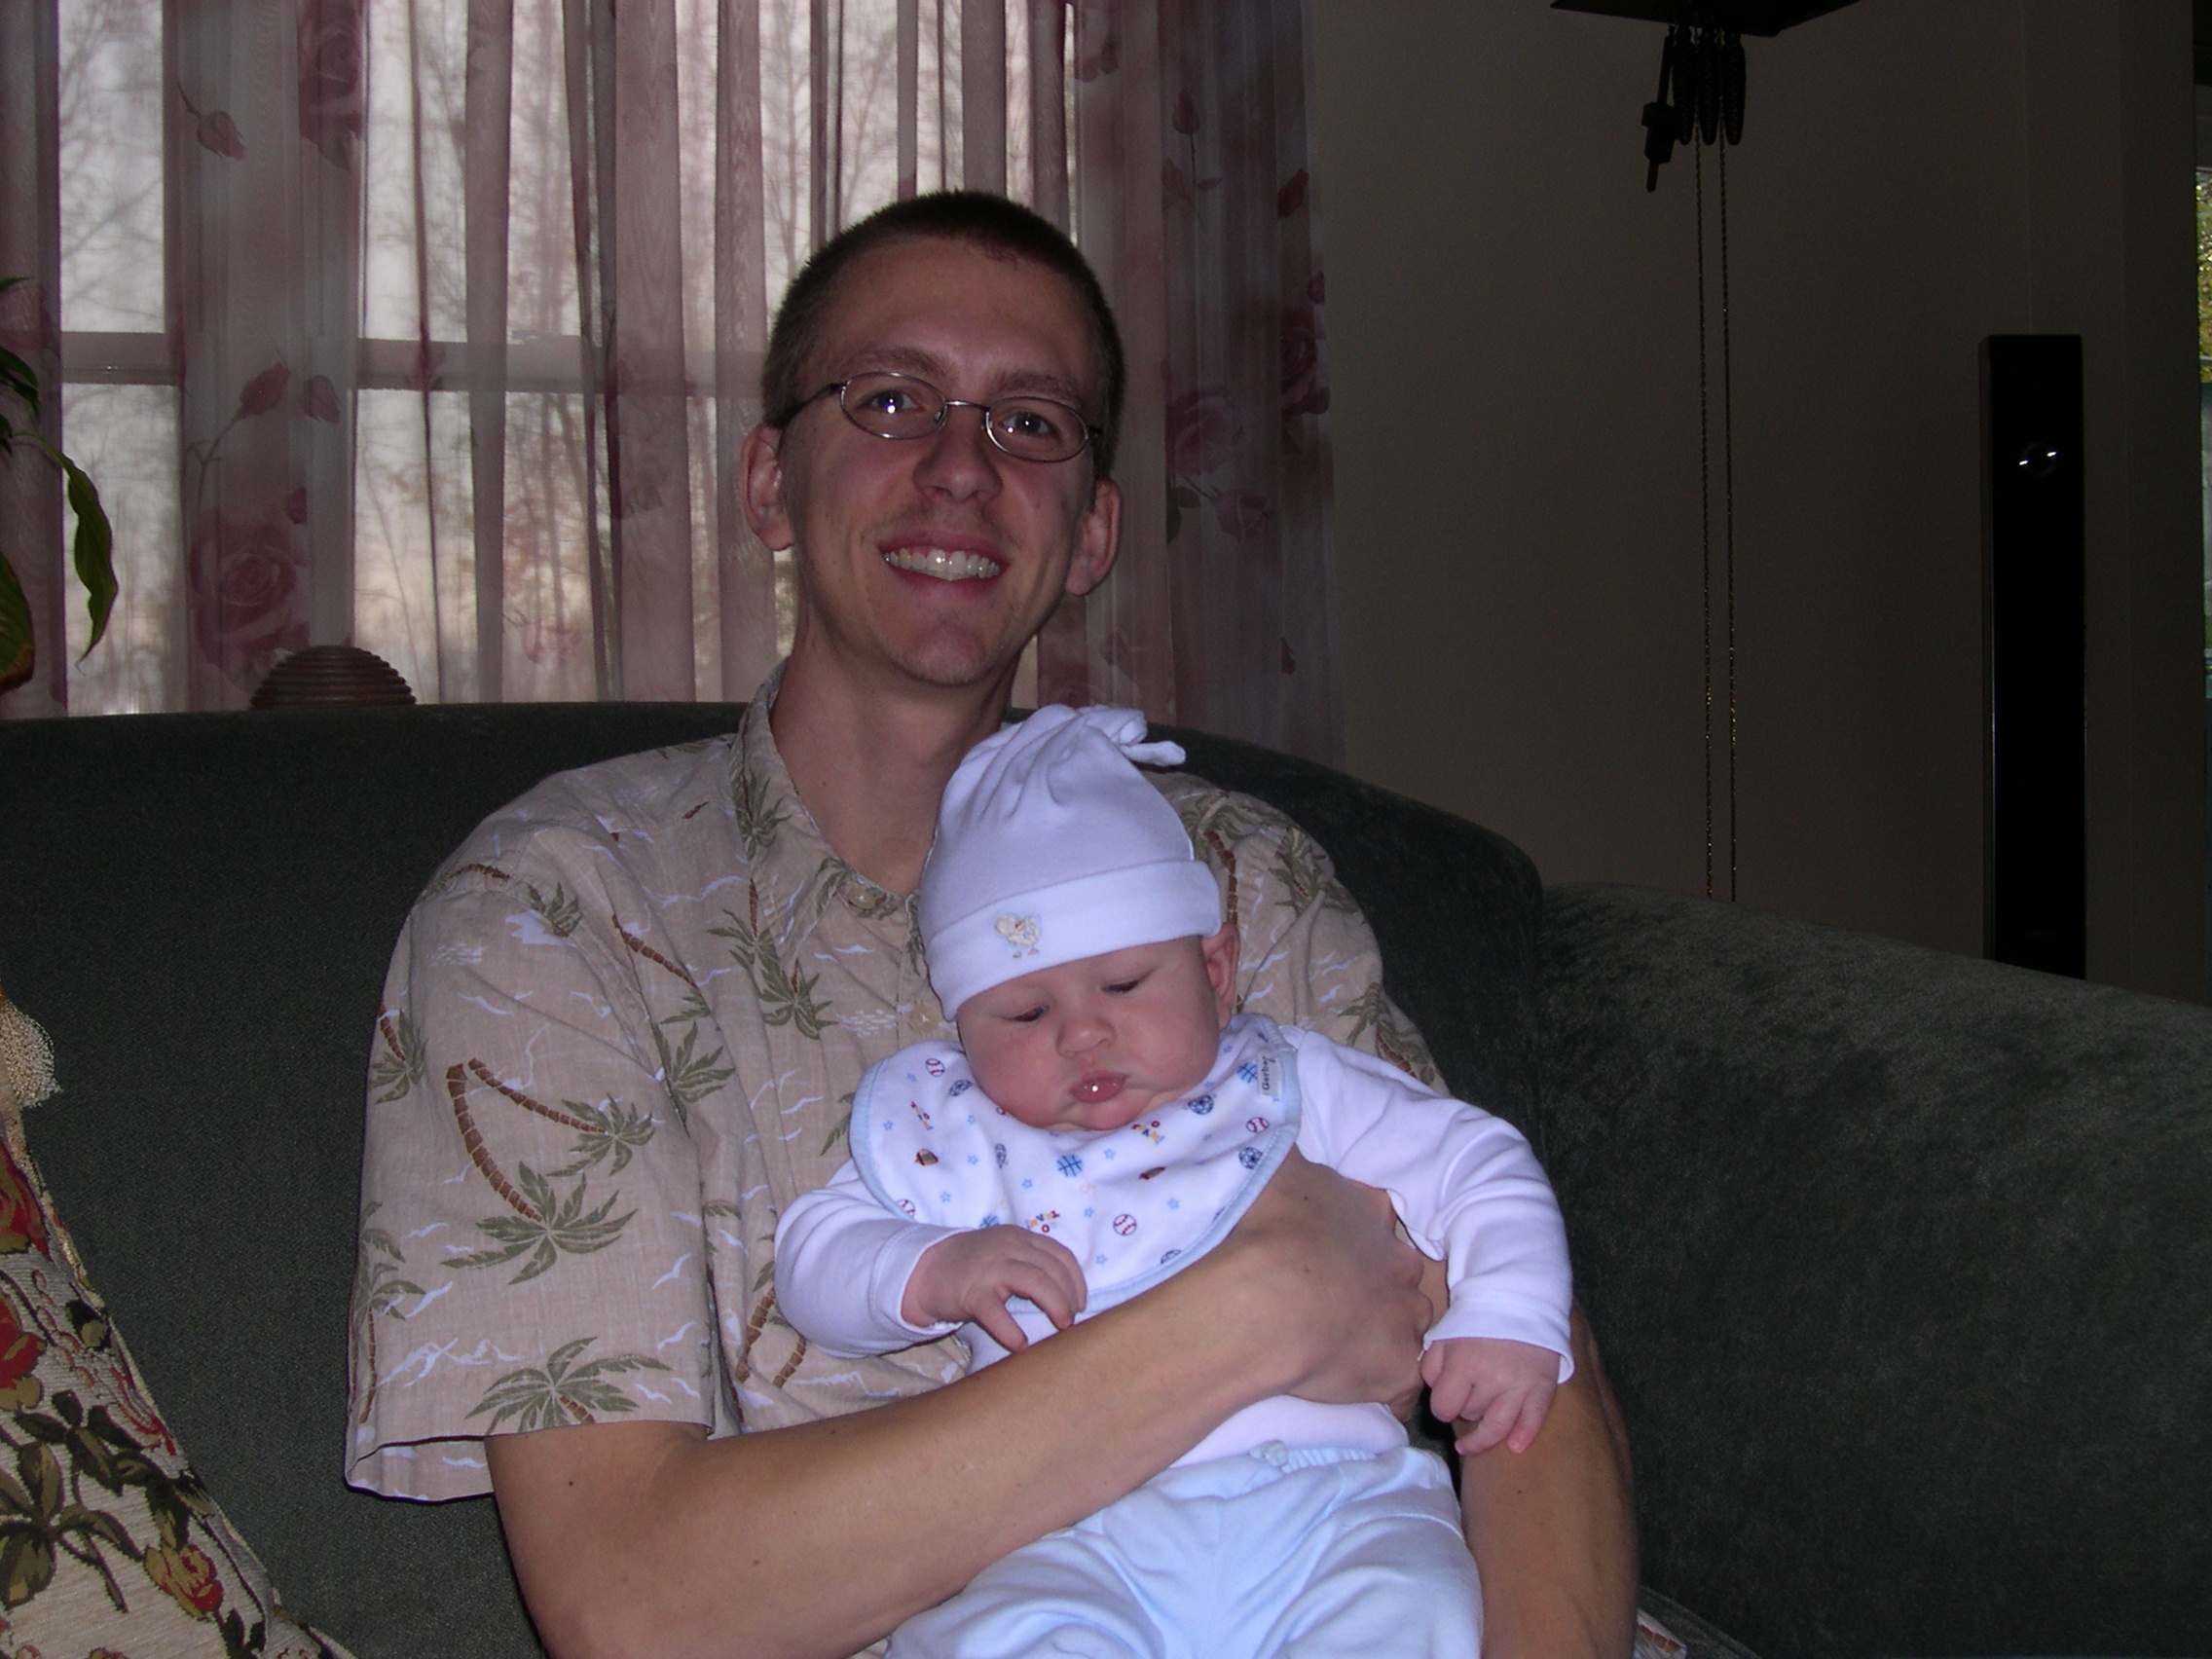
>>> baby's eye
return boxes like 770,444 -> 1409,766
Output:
1104,977 -> 1144,995
1008,1005 -> 1047,1024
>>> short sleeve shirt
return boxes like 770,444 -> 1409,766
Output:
347,676 -> 1439,1500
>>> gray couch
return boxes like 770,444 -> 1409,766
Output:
2,704 -> 2205,1658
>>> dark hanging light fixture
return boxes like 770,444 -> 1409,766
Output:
1550,1 -> 1862,191
1633,18 -> 1746,193
1547,0 -> 1862,899
1548,3 -> 1858,33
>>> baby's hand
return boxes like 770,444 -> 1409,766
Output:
1420,1336 -> 1560,1456
903,1226 -> 1088,1354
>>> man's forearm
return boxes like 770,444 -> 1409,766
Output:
493,1268 -> 1259,1659
1458,1308 -> 1639,1659
492,1152 -> 1437,1659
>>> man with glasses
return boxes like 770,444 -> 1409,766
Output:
350,191 -> 1634,1659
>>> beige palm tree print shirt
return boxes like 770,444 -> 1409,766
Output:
348,680 -> 1437,1502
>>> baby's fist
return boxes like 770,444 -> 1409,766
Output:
1420,1336 -> 1560,1456
903,1225 -> 1087,1354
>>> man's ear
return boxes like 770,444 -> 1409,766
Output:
1199,920 -> 1240,1024
1064,475 -> 1122,598
740,421 -> 796,550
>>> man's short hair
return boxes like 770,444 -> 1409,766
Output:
760,191 -> 1126,479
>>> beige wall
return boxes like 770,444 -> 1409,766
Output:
1311,0 -> 2205,1000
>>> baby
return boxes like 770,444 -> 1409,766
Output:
776,705 -> 1573,1659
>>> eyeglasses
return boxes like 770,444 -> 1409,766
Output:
802,371 -> 1101,464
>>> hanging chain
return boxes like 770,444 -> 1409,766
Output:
1718,118 -> 1737,903
1676,18 -> 1742,902
1695,136 -> 1714,900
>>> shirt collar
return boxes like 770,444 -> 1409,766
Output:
732,660 -> 915,936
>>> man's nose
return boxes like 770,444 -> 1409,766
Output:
911,403 -> 1002,499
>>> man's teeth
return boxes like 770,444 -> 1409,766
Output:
882,547 -> 1003,581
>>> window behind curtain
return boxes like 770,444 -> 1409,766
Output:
55,0 -> 1075,714
31,0 -> 1346,765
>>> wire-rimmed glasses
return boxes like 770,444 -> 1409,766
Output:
806,371 -> 1101,464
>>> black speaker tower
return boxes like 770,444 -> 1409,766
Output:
1981,335 -> 2085,978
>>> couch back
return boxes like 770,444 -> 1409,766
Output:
0,705 -> 1539,1657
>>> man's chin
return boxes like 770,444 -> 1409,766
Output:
886,630 -> 1032,693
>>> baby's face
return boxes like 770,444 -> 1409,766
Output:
954,927 -> 1239,1132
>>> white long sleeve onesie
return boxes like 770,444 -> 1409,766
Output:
776,1014 -> 1572,1465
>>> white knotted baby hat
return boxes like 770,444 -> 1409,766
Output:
918,705 -> 1224,1017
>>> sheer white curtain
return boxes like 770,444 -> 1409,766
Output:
4,0 -> 1343,761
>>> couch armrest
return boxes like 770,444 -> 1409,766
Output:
1540,883 -> 2212,1659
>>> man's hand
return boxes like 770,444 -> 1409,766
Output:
1422,1336 -> 1560,1456
903,1225 -> 1088,1351
1215,1148 -> 1436,1417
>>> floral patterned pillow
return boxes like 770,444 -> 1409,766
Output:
0,1106 -> 351,1659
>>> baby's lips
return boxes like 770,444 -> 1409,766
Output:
1071,1071 -> 1126,1104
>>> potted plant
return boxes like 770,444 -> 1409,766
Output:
0,276 -> 115,694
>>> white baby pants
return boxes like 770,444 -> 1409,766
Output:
887,1444 -> 1482,1659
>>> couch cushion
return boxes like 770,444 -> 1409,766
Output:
0,705 -> 1542,1657
1,705 -> 752,1656
1542,881 -> 2212,1658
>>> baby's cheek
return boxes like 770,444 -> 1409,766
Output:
968,1035 -> 1062,1126
1156,1006 -> 1230,1096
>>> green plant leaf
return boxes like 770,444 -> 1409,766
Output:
59,452 -> 115,655
0,551 -> 30,693
0,279 -> 34,423
0,280 -> 119,674
0,346 -> 34,424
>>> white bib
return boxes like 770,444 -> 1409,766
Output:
849,1014 -> 1302,1312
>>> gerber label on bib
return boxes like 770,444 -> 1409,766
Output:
851,1017 -> 1304,1301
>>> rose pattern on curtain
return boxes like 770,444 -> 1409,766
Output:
5,0 -> 1341,763
1059,0 -> 1339,760
169,0 -> 365,708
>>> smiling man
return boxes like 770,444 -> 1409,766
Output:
745,223 -> 1122,898
349,193 -> 1634,1659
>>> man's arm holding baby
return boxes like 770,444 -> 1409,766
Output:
1279,1024 -> 1636,1657
1283,1027 -> 1573,1456
795,1130 -> 1612,1447
1193,790 -> 1637,1659
489,1150 -> 1432,1659
1459,1310 -> 1639,1659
